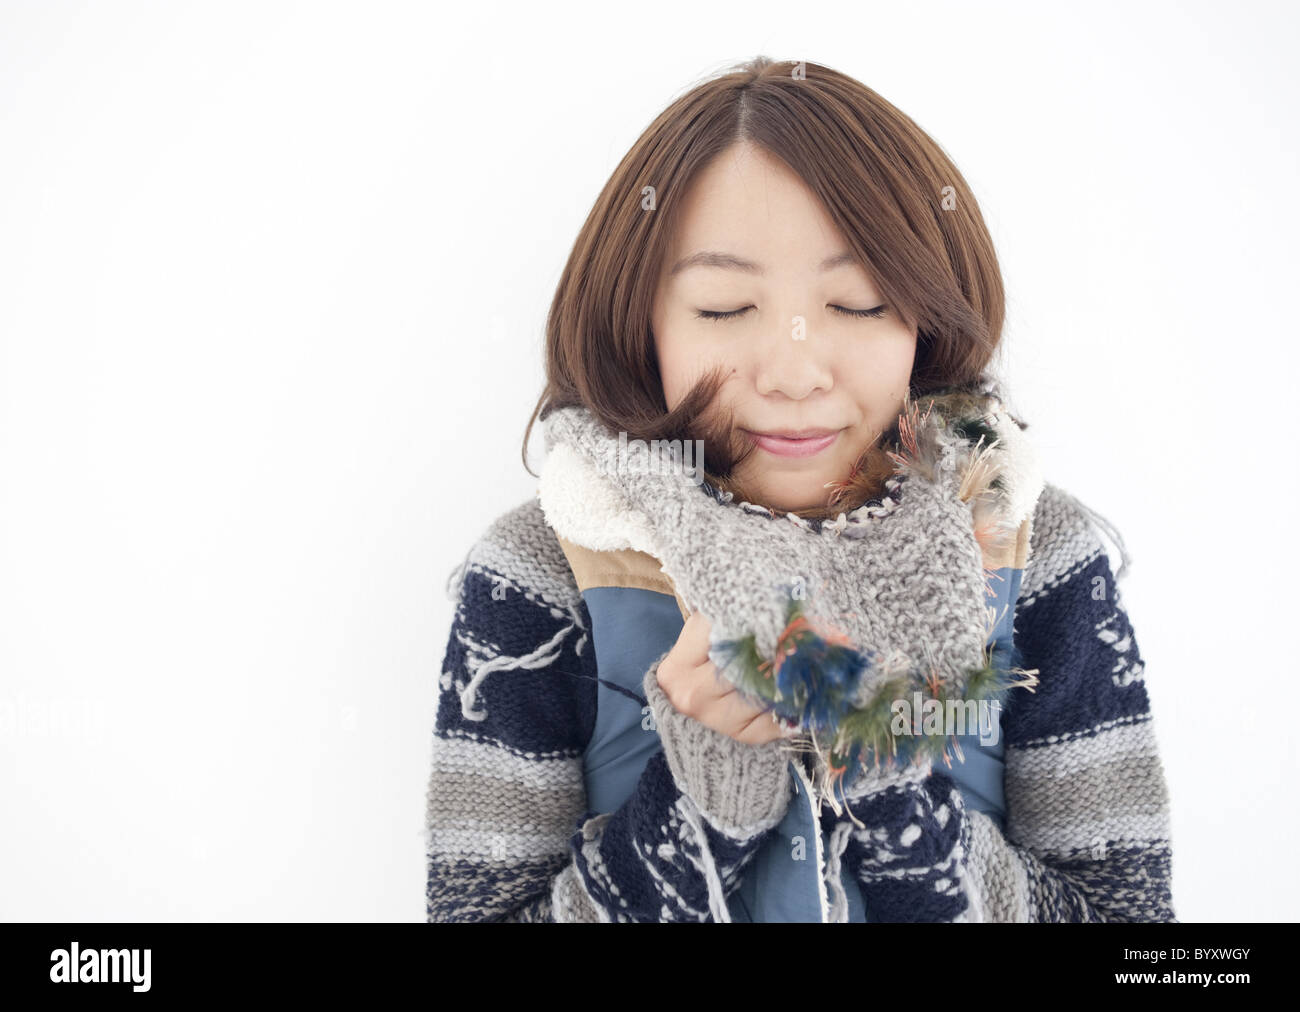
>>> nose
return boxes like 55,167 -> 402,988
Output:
753,314 -> 835,400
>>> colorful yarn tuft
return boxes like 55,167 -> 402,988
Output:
712,596 -> 872,736
714,594 -> 1039,816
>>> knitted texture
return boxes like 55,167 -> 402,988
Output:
822,486 -> 1176,922
641,655 -> 793,834
536,385 -> 1044,801
424,483 -> 1176,921
425,501 -> 791,922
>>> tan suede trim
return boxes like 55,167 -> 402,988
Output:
555,536 -> 690,620
1014,512 -> 1032,570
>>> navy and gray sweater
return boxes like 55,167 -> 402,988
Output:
423,481 -> 1176,922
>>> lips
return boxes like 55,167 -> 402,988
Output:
743,427 -> 842,459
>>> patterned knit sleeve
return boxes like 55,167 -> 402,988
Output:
838,484 -> 1176,922
424,499 -> 792,922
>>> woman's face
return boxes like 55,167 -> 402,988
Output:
651,140 -> 918,513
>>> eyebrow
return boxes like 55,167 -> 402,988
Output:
667,249 -> 859,277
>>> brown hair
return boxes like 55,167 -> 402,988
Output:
522,56 -> 1006,519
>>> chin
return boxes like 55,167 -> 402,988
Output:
749,481 -> 827,513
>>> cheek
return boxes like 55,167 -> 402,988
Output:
843,329 -> 916,385
840,330 -> 917,417
656,330 -> 735,411
652,303 -> 701,410
656,338 -> 693,410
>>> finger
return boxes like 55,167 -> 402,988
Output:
683,656 -> 742,708
709,684 -> 786,743
729,707 -> 789,746
675,609 -> 713,665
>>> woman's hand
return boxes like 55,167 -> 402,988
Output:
655,610 -> 792,746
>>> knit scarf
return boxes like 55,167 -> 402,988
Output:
536,382 -> 1046,810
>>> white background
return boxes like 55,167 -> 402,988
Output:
1,0 -> 1296,922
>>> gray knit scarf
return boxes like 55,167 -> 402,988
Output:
536,381 -> 1046,803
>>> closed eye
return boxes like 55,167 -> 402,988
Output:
694,304 -> 887,321
830,304 -> 887,319
695,306 -> 753,321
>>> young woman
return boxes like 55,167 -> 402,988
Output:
424,56 -> 1176,922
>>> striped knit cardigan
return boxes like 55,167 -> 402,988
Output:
424,479 -> 1177,922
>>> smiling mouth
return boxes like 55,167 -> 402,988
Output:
742,427 -> 843,459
